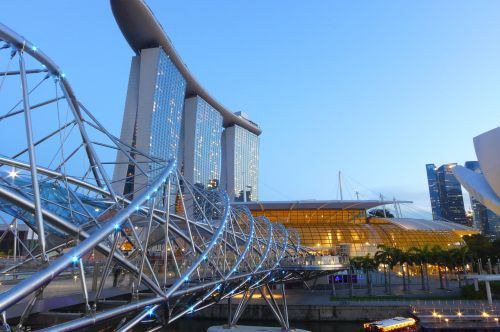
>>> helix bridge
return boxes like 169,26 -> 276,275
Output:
0,23 -> 346,331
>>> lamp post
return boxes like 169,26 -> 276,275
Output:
243,185 -> 252,203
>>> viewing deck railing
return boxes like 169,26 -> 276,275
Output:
281,255 -> 348,270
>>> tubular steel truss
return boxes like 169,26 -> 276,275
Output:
0,23 -> 343,331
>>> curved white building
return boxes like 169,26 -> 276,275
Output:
452,127 -> 500,216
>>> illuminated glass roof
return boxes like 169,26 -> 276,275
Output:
237,200 -> 411,211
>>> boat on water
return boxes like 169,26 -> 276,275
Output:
363,317 -> 417,332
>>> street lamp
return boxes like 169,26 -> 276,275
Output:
243,185 -> 252,203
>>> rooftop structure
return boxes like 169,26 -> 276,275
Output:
238,200 -> 477,256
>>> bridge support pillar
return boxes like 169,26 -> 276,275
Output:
227,296 -> 232,328
258,284 -> 295,331
485,280 -> 493,305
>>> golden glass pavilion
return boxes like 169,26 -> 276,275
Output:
240,200 -> 478,257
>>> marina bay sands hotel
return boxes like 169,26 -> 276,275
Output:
110,0 -> 477,256
111,0 -> 260,202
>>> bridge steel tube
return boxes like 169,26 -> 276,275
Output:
18,52 -> 48,261
0,161 -> 176,313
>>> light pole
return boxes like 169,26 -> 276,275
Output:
243,185 -> 252,203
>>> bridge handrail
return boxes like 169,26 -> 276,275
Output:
281,255 -> 348,267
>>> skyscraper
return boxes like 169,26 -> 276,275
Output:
464,161 -> 500,236
426,164 -> 442,220
113,48 -> 186,196
426,163 -> 467,224
183,96 -> 223,188
222,117 -> 260,202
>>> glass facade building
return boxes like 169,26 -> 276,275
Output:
223,125 -> 260,201
465,161 -> 500,236
183,96 -> 223,188
426,163 -> 467,224
113,48 -> 187,197
149,50 -> 186,171
246,202 -> 476,257
426,164 -> 442,220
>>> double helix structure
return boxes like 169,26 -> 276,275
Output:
0,22 -> 345,331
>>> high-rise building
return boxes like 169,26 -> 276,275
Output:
222,120 -> 260,202
426,164 -> 442,220
111,0 -> 261,199
113,48 -> 186,196
464,161 -> 500,236
426,163 -> 467,224
183,96 -> 223,188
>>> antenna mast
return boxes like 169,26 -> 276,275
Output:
338,170 -> 343,200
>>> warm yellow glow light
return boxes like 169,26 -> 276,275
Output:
233,293 -> 282,300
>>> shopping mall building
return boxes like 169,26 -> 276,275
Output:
240,200 -> 478,257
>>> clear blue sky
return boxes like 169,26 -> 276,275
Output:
2,1 -> 500,216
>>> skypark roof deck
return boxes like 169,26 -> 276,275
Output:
111,0 -> 261,135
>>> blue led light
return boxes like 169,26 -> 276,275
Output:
114,223 -> 120,231
147,308 -> 154,317
31,45 -> 37,52
71,256 -> 78,263
60,73 -> 66,79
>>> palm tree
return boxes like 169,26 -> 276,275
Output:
448,246 -> 473,287
404,249 -> 415,293
348,261 -> 354,297
375,245 -> 397,295
430,246 -> 445,289
398,249 -> 409,293
408,246 -> 431,291
459,246 -> 473,285
441,249 -> 451,289
448,248 -> 462,287
351,254 -> 377,296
